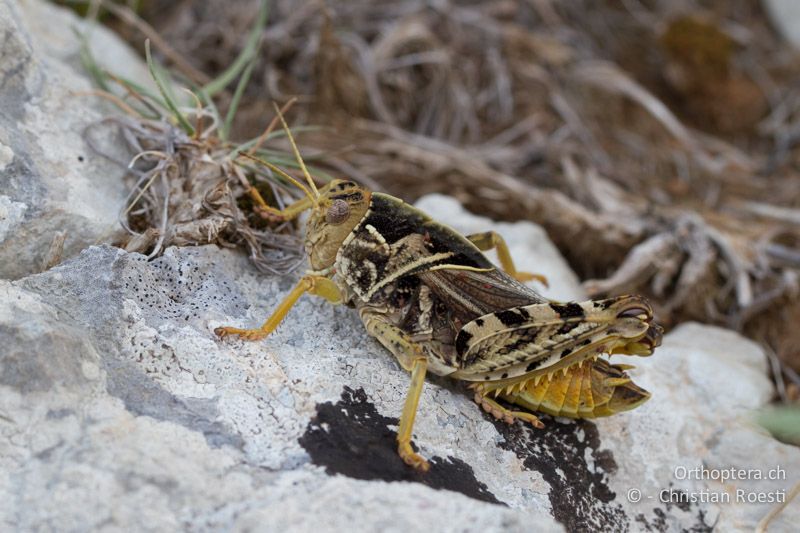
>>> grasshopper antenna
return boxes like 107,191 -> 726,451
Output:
272,102 -> 320,201
237,152 -> 316,205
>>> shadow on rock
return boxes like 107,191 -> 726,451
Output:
299,386 -> 503,505
494,415 -> 627,531
494,416 -> 713,532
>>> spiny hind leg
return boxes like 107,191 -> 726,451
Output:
472,387 -> 545,428
466,231 -> 548,286
361,309 -> 431,471
215,275 -> 342,341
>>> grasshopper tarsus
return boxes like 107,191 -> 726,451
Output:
398,442 -> 430,472
214,326 -> 268,341
254,206 -> 286,222
475,391 -> 545,427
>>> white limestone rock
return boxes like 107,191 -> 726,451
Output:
0,0 -> 148,279
764,0 -> 800,48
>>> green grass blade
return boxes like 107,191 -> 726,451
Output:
303,164 -> 334,183
202,0 -> 269,96
250,153 -> 335,182
73,27 -> 110,91
196,87 -> 224,139
145,39 -> 195,135
74,26 -> 161,119
222,56 -> 256,140
230,126 -> 324,158
106,74 -> 168,117
757,406 -> 800,444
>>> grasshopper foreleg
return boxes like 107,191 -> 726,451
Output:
250,193 -> 314,222
215,275 -> 342,341
466,231 -> 548,286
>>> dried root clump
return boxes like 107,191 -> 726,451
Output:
84,88 -> 306,276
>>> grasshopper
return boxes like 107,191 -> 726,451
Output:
216,108 -> 663,471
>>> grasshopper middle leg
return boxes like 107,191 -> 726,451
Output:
360,308 -> 431,471
466,231 -> 548,286
215,275 -> 342,341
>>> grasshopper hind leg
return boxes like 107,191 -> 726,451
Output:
472,386 -> 545,428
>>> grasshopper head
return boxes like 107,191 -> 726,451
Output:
596,295 -> 663,357
252,104 -> 371,272
305,179 -> 371,271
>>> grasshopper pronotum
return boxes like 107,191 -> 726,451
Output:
216,107 -> 663,471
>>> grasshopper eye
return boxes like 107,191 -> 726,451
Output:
617,307 -> 650,320
326,199 -> 350,225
